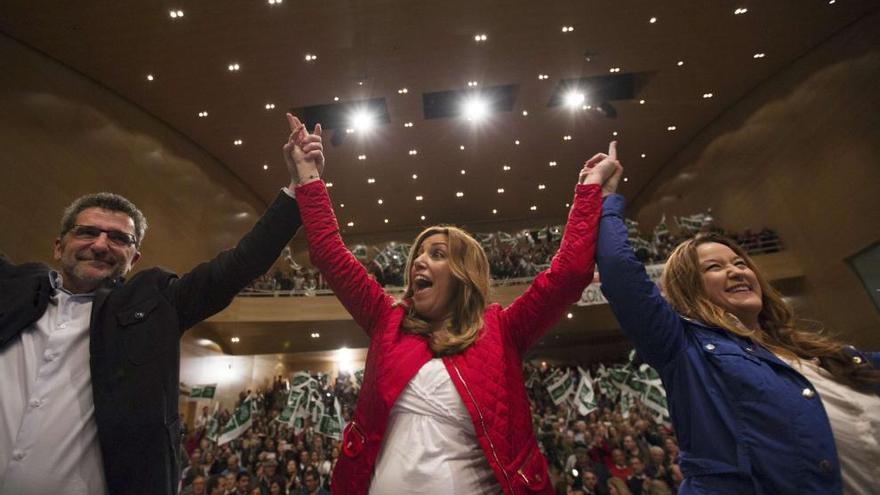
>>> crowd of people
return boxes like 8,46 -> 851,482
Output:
241,220 -> 781,295
178,360 -> 681,495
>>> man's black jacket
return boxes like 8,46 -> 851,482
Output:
0,192 -> 302,494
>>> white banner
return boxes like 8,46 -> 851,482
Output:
577,263 -> 665,307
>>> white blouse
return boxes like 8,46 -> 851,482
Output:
778,354 -> 880,494
368,359 -> 501,495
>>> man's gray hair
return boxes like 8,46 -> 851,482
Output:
60,192 -> 148,246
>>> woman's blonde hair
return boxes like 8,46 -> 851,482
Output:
663,233 -> 880,390
608,476 -> 634,495
397,226 -> 490,355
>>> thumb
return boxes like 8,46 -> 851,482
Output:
314,123 -> 322,136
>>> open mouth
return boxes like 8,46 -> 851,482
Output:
726,283 -> 751,294
412,274 -> 433,294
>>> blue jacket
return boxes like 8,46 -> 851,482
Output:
596,194 -> 880,495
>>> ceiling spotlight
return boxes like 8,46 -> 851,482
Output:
502,165 -> 511,171
561,26 -> 574,32
460,169 -> 466,175
522,110 -> 529,116
351,109 -> 375,132
262,164 -> 269,170
514,140 -> 520,145
408,149 -> 418,155
415,195 -> 423,201
563,135 -> 572,141
339,203 -> 345,208
357,154 -> 367,160
228,63 -> 240,72
326,182 -> 333,187
734,7 -> 748,14
455,192 -> 464,198
753,52 -> 766,59
233,139 -> 243,145
677,60 -> 685,67
404,122 -> 414,127
459,145 -> 466,150
420,215 -> 426,221
639,99 -> 646,104
703,93 -> 714,99
268,0 -> 283,4
197,111 -> 208,117
492,209 -> 497,214
333,96 -> 340,101
462,97 -> 489,122
548,161 -> 557,167
169,10 -> 184,18
609,67 -> 621,73
623,177 -> 629,182
649,17 -> 657,24
538,74 -> 550,80
530,205 -> 538,211
474,33 -> 488,42
304,53 -> 317,62
384,218 -> 389,224
641,153 -> 646,158
538,184 -> 546,190
563,90 -> 586,108
367,177 -> 376,184
146,74 -> 155,81
377,198 -> 383,204
231,336 -> 240,343
310,332 -> 319,338
346,221 -> 354,227
345,128 -> 354,134
412,174 -> 418,179
265,103 -> 275,110
497,188 -> 505,194
667,125 -> 677,131
467,80 -> 479,87
397,88 -> 408,94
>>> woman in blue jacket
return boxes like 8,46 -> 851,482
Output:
594,142 -> 880,494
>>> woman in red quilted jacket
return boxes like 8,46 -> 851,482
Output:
282,114 -> 619,494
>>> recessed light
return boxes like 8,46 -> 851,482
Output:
412,174 -> 418,180
530,205 -> 538,211
345,128 -> 354,134
703,93 -> 714,99
357,154 -> 366,160
641,153 -> 646,158
492,209 -> 497,214
265,103 -> 275,110
460,145 -> 466,150
563,135 -> 572,141
146,74 -> 155,81
415,195 -> 423,201
567,312 -> 573,319
377,198 -> 383,205
497,188 -> 505,194
326,182 -> 333,188
538,74 -> 550,80
262,164 -> 269,170
455,192 -> 464,198
346,221 -> 354,227
467,81 -> 479,87
231,336 -> 240,343
522,110 -> 529,116
384,218 -> 389,224
549,161 -> 557,167
667,126 -> 677,131
612,131 -> 618,137
460,169 -> 466,175
639,99 -> 646,104
564,91 -> 585,108
420,215 -> 426,220
649,17 -> 657,24
340,203 -> 345,208
397,88 -> 408,94
268,0 -> 283,4
367,178 -> 375,184
310,332 -> 319,338
677,60 -> 684,67
197,111 -> 208,117
753,52 -> 766,59
514,140 -> 520,145
538,184 -> 546,190
623,177 -> 629,182
561,26 -> 574,32
609,67 -> 621,73
565,203 -> 570,208
404,122 -> 414,128
502,165 -> 511,171
408,149 -> 418,155
228,63 -> 240,72
233,139 -> 243,146
169,10 -> 184,18
474,33 -> 488,42
734,7 -> 748,15
304,54 -> 317,62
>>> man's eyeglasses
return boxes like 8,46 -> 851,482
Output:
68,225 -> 137,247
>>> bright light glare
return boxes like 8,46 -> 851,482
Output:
350,110 -> 375,132
336,347 -> 354,373
564,91 -> 586,108
462,97 -> 489,122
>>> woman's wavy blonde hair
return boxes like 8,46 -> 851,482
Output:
663,233 -> 880,390
396,225 -> 490,355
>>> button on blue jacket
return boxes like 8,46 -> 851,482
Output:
596,194 -> 879,495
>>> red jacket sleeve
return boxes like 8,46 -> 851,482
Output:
499,183 -> 602,353
295,180 -> 393,337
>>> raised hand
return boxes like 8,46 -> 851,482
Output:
578,141 -> 624,197
283,113 -> 324,186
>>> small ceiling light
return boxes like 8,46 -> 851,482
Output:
377,198 -> 383,204
582,105 -> 588,110
358,81 -> 364,86
502,165 -> 511,171
530,205 -> 538,211
415,195 -> 423,201
474,33 -> 488,42
460,169 -> 466,175
563,135 -> 572,141
462,97 -> 489,122
420,215 -> 426,220
497,188 -> 505,194
412,174 -> 418,180
408,149 -> 418,155
384,218 -> 389,223
522,110 -> 528,116
567,312 -> 573,319
829,0 -> 835,4
623,177 -> 629,182
514,140 -> 520,145
367,177 -> 376,184
340,203 -> 345,208
639,99 -> 646,104
703,93 -> 714,99
753,52 -> 766,59
404,122 -> 414,127
357,154 -> 366,160
467,80 -> 479,87
345,128 -> 354,134
304,54 -> 317,62
268,0 -> 283,4
612,131 -> 618,136
561,26 -> 574,32
565,203 -> 570,208
350,109 -> 375,132
677,60 -> 685,67
326,182 -> 333,187
346,221 -> 354,227
563,91 -> 586,108
397,87 -> 408,94
460,145 -> 466,150
333,96 -> 340,101
231,336 -> 240,343
455,192 -> 464,198
609,67 -> 621,73
265,103 -> 275,110
310,332 -> 319,338
538,184 -> 546,190
734,7 -> 748,15
169,10 -> 184,18
549,161 -> 557,167
146,74 -> 155,81
649,17 -> 657,24
667,125 -> 677,131
641,153 -> 646,158
233,139 -> 243,145
262,164 -> 269,170
228,63 -> 240,72
538,74 -> 550,80
197,111 -> 208,118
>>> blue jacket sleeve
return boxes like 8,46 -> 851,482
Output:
595,194 -> 686,369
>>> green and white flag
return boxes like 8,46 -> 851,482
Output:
217,397 -> 254,445
574,367 -> 597,416
354,369 -> 365,388
190,383 -> 217,400
290,371 -> 313,390
546,368 -> 575,405
317,398 -> 343,440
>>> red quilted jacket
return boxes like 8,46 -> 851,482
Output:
295,180 -> 601,494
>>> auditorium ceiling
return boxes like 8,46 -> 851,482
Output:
1,0 -> 876,236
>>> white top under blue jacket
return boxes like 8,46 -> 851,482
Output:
596,194 -> 880,495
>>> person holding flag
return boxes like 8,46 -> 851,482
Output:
595,145 -> 880,494
285,114 -> 618,494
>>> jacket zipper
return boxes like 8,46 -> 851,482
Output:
449,358 -> 514,494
